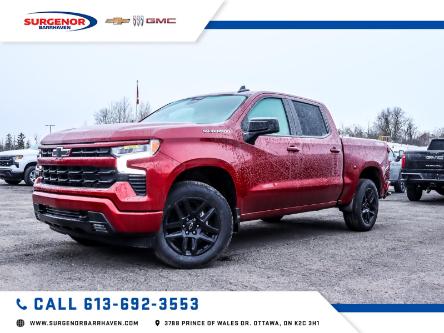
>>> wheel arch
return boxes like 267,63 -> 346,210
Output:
167,159 -> 239,213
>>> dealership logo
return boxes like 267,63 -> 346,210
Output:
52,147 -> 71,158
105,17 -> 130,25
24,11 -> 97,31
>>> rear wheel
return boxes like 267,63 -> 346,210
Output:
70,236 -> 102,246
261,216 -> 284,223
343,179 -> 379,232
4,179 -> 21,185
154,181 -> 233,269
24,165 -> 36,186
407,187 -> 422,201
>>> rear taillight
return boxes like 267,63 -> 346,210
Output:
401,154 -> 406,169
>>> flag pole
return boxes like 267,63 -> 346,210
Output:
136,80 -> 139,118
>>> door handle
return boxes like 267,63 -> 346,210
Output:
287,146 -> 301,152
330,147 -> 341,153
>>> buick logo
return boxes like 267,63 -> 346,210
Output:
52,147 -> 70,158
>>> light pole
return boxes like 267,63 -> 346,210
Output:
45,124 -> 56,134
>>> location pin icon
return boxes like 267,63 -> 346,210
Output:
155,320 -> 160,326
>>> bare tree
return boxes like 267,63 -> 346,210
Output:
94,108 -> 114,125
94,97 -> 151,124
434,127 -> 444,138
33,134 -> 39,146
391,107 -> 406,142
374,108 -> 392,139
340,124 -> 366,138
134,101 -> 151,122
404,118 -> 417,144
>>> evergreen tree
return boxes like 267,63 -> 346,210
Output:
16,132 -> 26,149
4,134 -> 13,151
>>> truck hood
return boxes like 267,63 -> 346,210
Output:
0,149 -> 38,156
40,122 -> 214,145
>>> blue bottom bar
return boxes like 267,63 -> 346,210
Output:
206,21 -> 444,29
332,304 -> 444,312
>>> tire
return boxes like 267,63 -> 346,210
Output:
343,179 -> 379,232
154,181 -> 233,269
407,187 -> 422,201
24,165 -> 36,186
393,181 -> 405,193
436,189 -> 444,196
70,236 -> 102,246
4,179 -> 21,185
261,216 -> 284,223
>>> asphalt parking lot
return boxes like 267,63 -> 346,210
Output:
0,180 -> 443,303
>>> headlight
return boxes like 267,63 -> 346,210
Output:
111,140 -> 160,157
13,155 -> 24,161
112,140 -> 160,175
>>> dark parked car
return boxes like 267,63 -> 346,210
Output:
402,138 -> 444,201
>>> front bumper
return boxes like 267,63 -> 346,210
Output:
33,190 -> 163,235
0,168 -> 23,180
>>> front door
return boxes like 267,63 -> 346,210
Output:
240,97 -> 299,213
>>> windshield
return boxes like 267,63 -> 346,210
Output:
142,95 -> 247,124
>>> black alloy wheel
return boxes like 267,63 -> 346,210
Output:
343,179 -> 379,231
154,181 -> 233,268
361,187 -> 378,225
164,197 -> 221,256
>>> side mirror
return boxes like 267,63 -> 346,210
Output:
243,118 -> 280,144
395,155 -> 402,162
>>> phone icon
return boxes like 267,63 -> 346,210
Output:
16,298 -> 27,310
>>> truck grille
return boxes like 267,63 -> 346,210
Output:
42,166 -> 117,188
0,156 -> 13,167
40,147 -> 112,158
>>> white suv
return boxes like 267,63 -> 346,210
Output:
0,149 -> 38,185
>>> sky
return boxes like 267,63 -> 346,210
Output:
1,29 -> 444,143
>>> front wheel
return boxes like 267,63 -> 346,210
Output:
343,179 -> 379,232
393,181 -> 405,193
154,181 -> 233,269
24,166 -> 37,186
407,187 -> 422,201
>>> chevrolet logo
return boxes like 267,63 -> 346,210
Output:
52,147 -> 71,158
105,17 -> 130,25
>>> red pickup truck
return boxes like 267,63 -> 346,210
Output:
33,89 -> 390,268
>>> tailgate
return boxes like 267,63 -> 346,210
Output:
404,151 -> 444,171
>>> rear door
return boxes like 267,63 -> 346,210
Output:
287,100 -> 343,205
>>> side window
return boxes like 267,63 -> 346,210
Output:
245,98 -> 290,136
292,101 -> 328,137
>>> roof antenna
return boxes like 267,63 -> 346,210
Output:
238,85 -> 249,93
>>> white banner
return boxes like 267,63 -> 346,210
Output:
0,291 -> 356,332
0,0 -> 223,42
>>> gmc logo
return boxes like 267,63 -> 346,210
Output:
426,155 -> 444,160
146,18 -> 176,24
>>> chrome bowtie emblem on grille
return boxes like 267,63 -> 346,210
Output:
52,147 -> 71,158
